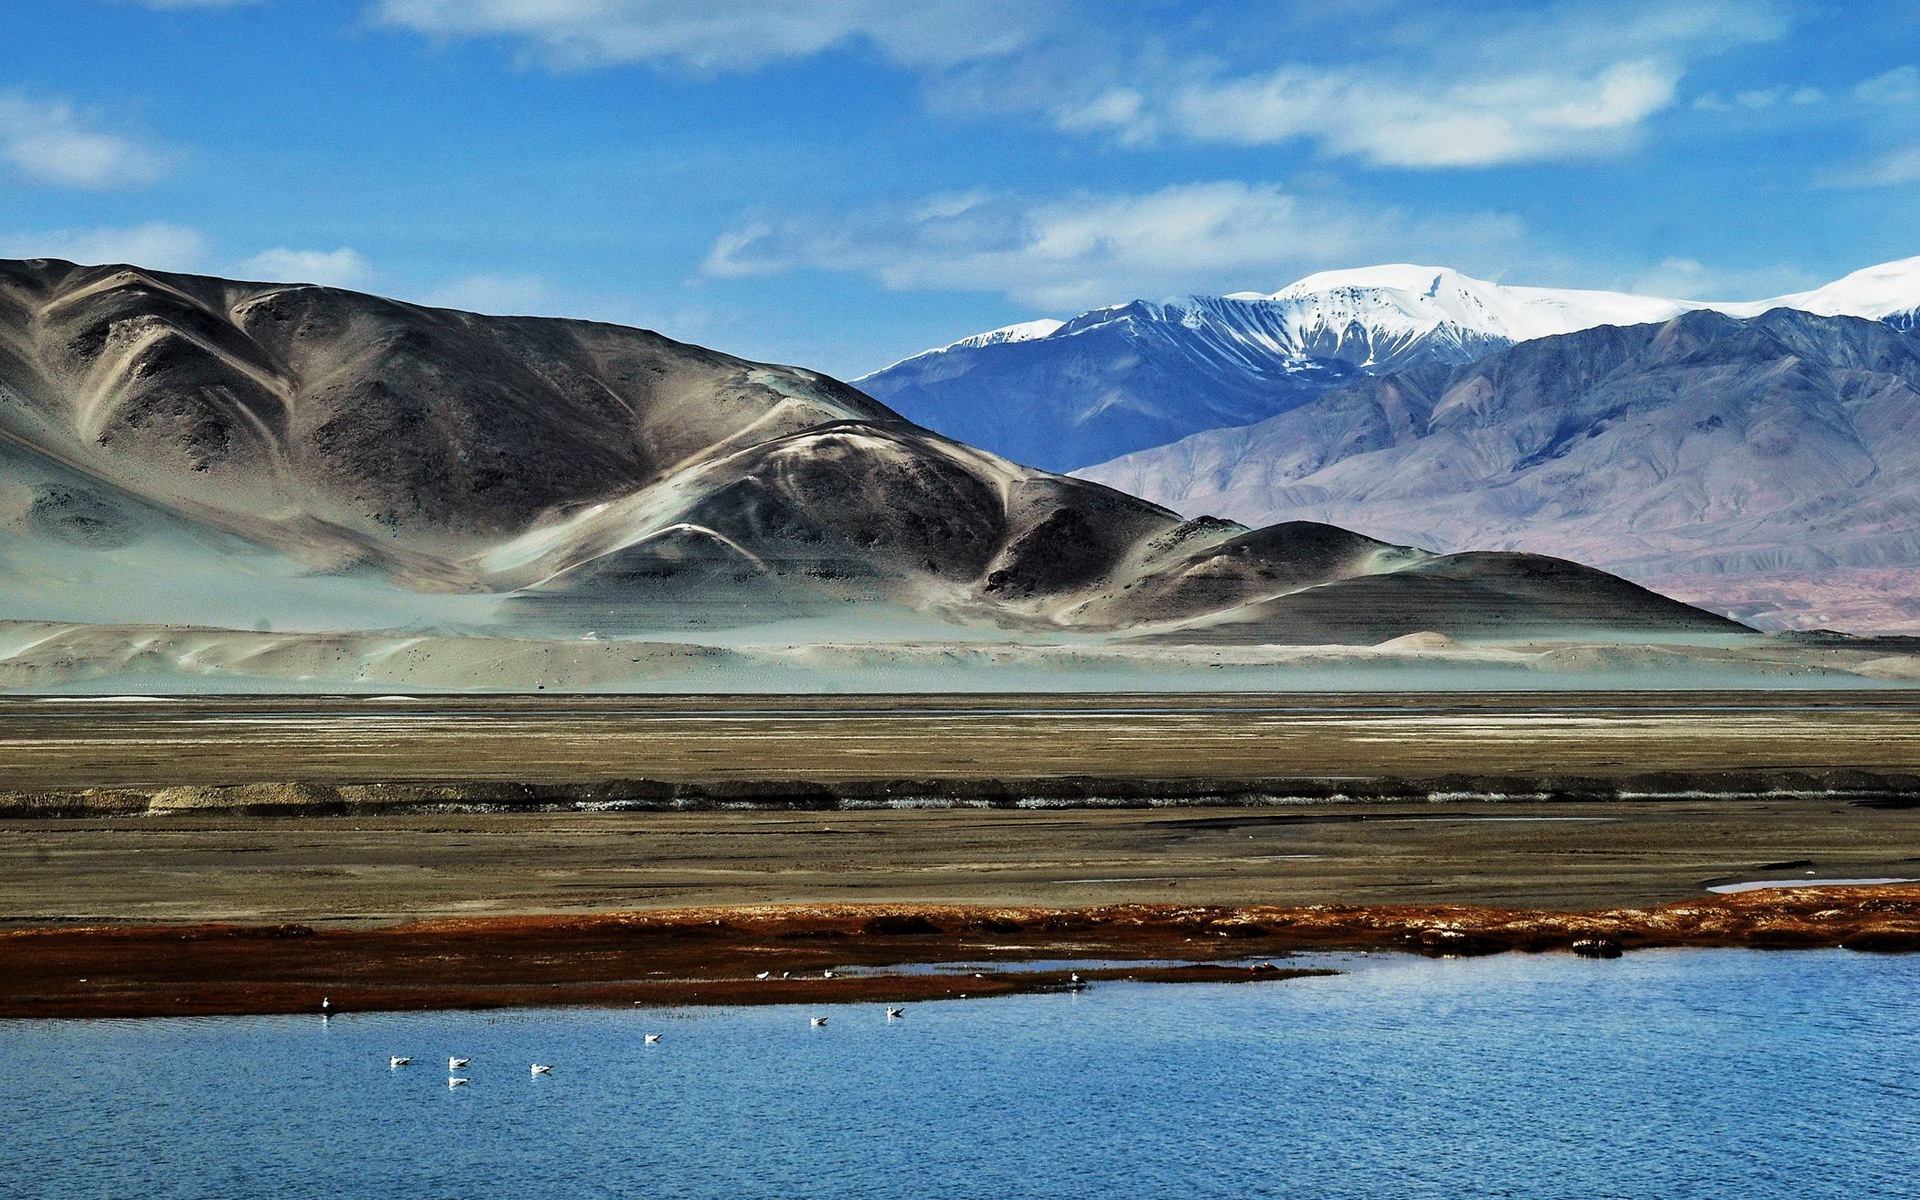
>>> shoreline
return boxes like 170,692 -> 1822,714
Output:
6,888 -> 1917,1020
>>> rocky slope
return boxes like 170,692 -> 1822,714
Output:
0,258 -> 1744,668
859,257 -> 1920,474
1079,308 -> 1920,631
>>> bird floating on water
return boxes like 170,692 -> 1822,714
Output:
321,997 -> 331,1011
886,1007 -> 904,1019
823,970 -> 835,978
449,1057 -> 470,1070
531,1064 -> 552,1076
810,1016 -> 829,1027
644,1033 -> 662,1045
389,1056 -> 410,1068
448,1077 -> 469,1088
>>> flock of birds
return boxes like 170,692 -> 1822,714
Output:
328,964 -> 1091,1084
330,981 -> 914,1086
381,1055 -> 558,1085
382,1051 -> 618,1086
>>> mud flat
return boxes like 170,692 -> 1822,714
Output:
4,889 -> 1918,1019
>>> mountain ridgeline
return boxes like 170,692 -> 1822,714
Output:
858,281 -> 1513,475
0,258 -> 1743,647
1079,308 -> 1920,631
859,259 -> 1920,477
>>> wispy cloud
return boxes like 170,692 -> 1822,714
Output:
239,247 -> 375,288
1855,65 -> 1920,105
1695,85 -> 1825,111
0,223 -> 210,271
371,0 -> 1790,170
1029,0 -> 1790,168
0,92 -> 171,189
1819,144 -> 1920,189
704,182 -> 1527,310
373,0 -> 1046,71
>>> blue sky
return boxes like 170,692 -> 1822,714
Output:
1,0 -> 1916,377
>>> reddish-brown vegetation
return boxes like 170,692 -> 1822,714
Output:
4,887 -> 1916,1019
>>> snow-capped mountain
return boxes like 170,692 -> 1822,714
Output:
1252,264 -> 1696,344
1078,307 -> 1920,633
858,257 -> 1920,473
1739,256 -> 1920,330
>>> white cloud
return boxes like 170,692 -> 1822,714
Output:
418,273 -> 553,313
372,0 -> 1790,170
239,247 -> 375,288
1697,83 -> 1822,113
704,182 -> 1527,310
0,92 -> 170,189
0,223 -> 210,271
1158,59 -> 1680,168
1033,0 -> 1788,168
1855,65 -> 1920,105
373,0 -> 1045,71
1820,145 -> 1920,189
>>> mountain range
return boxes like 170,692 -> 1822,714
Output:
1079,307 -> 1920,632
0,256 -> 1747,690
858,258 -> 1920,475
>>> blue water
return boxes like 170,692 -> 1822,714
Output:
4,950 -> 1918,1199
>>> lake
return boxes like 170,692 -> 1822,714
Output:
3,949 -> 1916,1198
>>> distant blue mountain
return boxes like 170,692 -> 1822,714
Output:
857,259 -> 1920,474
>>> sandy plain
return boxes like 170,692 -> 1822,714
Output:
1,691 -> 1918,792
5,800 -> 1920,924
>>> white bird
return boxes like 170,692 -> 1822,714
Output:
321,997 -> 331,1011
781,971 -> 791,979
449,1057 -> 470,1070
1070,973 -> 1081,984
448,1077 -> 469,1088
886,1007 -> 904,1019
531,1063 -> 552,1076
389,1056 -> 410,1068
755,971 -> 771,980
810,1016 -> 828,1027
823,970 -> 835,979
644,1033 -> 661,1045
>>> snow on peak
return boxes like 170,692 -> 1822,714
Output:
866,255 -> 1920,381
949,317 -> 1066,350
1268,263 -> 1470,298
1742,255 -> 1920,320
1267,263 -> 1695,342
857,318 -> 1066,379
